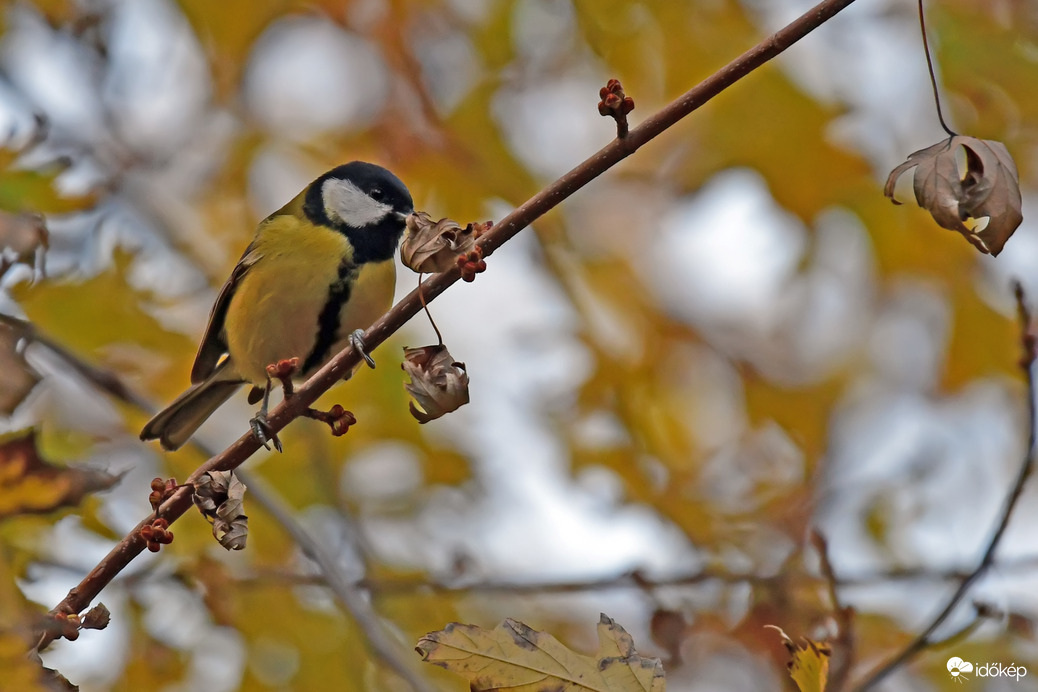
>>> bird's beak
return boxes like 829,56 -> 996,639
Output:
395,210 -> 412,222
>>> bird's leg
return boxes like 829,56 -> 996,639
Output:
254,356 -> 357,443
249,377 -> 281,453
249,358 -> 298,453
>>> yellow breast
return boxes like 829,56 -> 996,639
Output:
223,216 -> 396,385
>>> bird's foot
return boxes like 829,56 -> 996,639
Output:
304,404 -> 356,437
249,413 -> 282,453
349,330 -> 376,369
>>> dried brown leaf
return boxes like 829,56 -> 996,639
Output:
401,211 -> 483,274
81,603 -> 110,631
192,470 -> 248,550
417,613 -> 665,692
884,135 -> 1022,255
0,323 -> 41,415
401,344 -> 469,423
0,211 -> 48,277
0,430 -> 118,520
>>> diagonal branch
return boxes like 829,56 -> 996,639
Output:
3,315 -> 434,692
852,282 -> 1038,691
37,0 -> 859,649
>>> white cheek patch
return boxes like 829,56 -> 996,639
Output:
322,178 -> 392,227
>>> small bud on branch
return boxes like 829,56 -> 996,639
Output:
598,79 -> 635,138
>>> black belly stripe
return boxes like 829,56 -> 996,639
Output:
302,262 -> 357,374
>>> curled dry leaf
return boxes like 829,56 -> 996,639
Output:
0,323 -> 41,416
81,603 -> 111,631
192,470 -> 248,551
0,429 -> 119,520
417,613 -> 665,692
401,211 -> 488,274
766,625 -> 830,692
401,344 -> 469,423
0,211 -> 48,278
884,135 -> 1022,255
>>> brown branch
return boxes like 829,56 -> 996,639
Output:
852,282 -> 1038,691
37,0 -> 860,648
812,531 -> 855,692
0,313 -> 151,411
9,321 -> 432,690
226,554 -> 1038,602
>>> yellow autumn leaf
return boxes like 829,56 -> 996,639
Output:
0,429 -> 118,519
767,626 -> 830,692
0,632 -> 62,692
417,614 -> 665,692
0,161 -> 96,216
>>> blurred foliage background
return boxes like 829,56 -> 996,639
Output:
1,0 -> 1037,690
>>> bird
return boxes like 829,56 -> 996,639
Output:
141,161 -> 414,451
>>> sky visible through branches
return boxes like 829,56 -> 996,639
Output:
0,0 -> 1036,690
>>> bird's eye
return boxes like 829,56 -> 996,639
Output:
369,187 -> 384,201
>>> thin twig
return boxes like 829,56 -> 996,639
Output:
241,473 -> 436,692
852,282 -> 1038,691
812,531 -> 855,692
37,0 -> 860,650
417,273 -> 442,346
918,0 -> 956,137
8,321 -> 430,690
226,553 -> 1038,605
0,313 -> 151,410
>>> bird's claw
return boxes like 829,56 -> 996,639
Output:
349,329 -> 376,369
250,414 -> 282,453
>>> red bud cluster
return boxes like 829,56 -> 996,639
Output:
598,79 -> 635,138
303,403 -> 356,436
141,518 -> 173,552
458,248 -> 487,282
148,477 -> 179,512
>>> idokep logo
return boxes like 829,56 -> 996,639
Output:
947,657 -> 973,682
947,656 -> 1028,683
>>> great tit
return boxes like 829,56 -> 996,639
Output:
141,161 -> 414,451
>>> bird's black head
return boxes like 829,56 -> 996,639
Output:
304,161 -> 414,263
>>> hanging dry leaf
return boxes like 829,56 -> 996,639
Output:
401,211 -> 485,274
767,626 -> 830,692
0,211 -> 48,279
192,470 -> 248,550
402,345 -> 469,423
0,323 -> 41,416
0,430 -> 119,520
884,135 -> 1022,255
417,613 -> 666,692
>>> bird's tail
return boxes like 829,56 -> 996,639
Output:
141,364 -> 244,451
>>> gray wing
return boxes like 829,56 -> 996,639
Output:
189,243 -> 261,384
